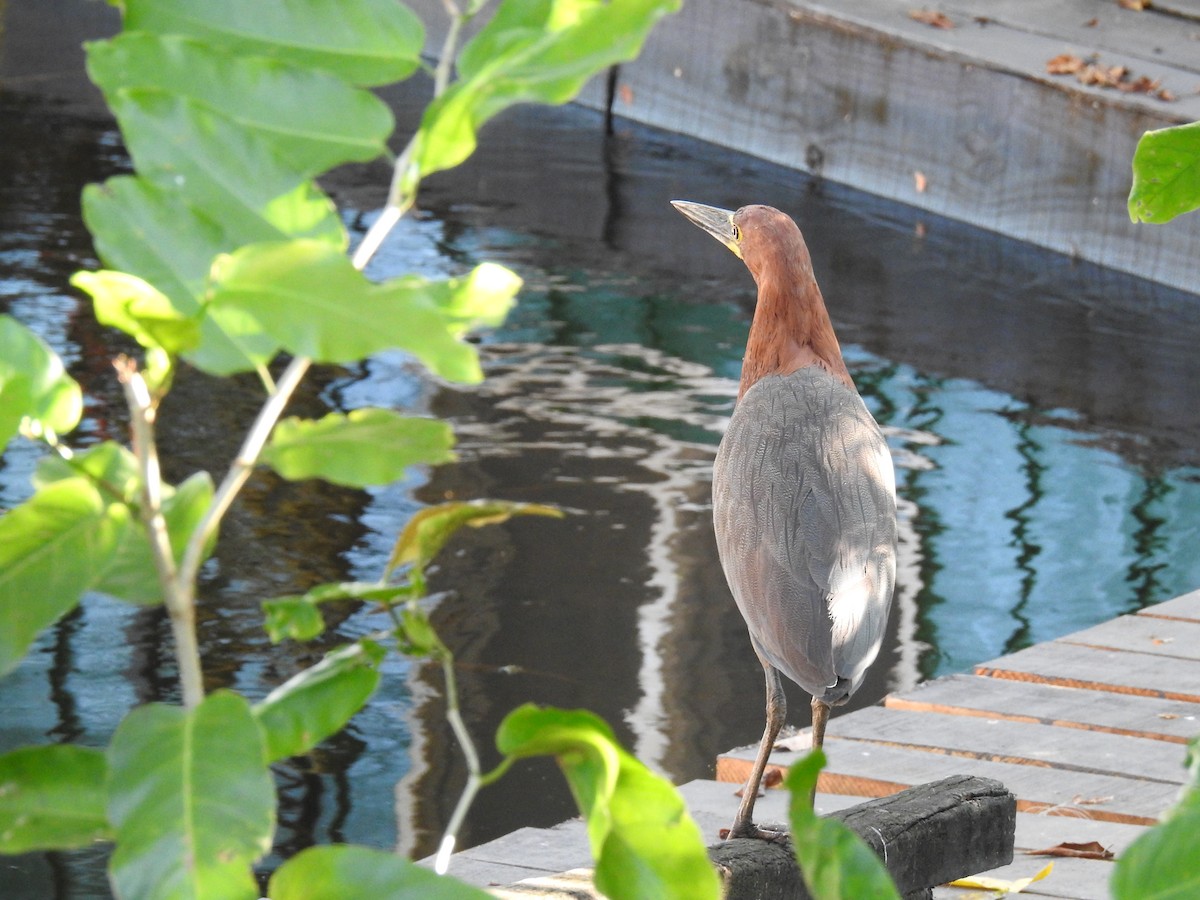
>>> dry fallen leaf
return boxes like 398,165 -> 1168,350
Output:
1118,0 -> 1148,9
909,9 -> 955,29
1159,712 -> 1180,720
950,862 -> 1054,894
914,170 -> 928,193
1084,17 -> 1100,26
733,768 -> 783,797
1025,841 -> 1114,861
619,83 -> 634,106
1047,53 -> 1085,75
1045,52 -> 1175,100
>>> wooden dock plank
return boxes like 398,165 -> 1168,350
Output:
975,642 -> 1200,703
826,706 -> 1187,785
1139,589 -> 1200,623
885,673 -> 1198,743
716,738 -> 1175,825
1058,615 -> 1200,660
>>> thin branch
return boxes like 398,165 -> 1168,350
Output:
177,355 -> 312,592
116,357 -> 204,709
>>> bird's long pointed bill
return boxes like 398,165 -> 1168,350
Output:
670,200 -> 742,259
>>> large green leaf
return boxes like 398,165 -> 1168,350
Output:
0,316 -> 83,446
411,0 -> 680,183
1129,121 -> 1200,224
0,745 -> 112,852
385,500 -> 563,579
269,845 -> 493,899
0,479 -> 127,677
785,750 -> 901,900
262,409 -> 455,487
1112,737 -> 1200,899
253,641 -> 385,762
122,0 -> 424,87
206,240 -> 521,381
87,34 -> 394,178
107,691 -> 274,900
108,89 -> 319,233
33,444 -> 217,606
496,705 -> 721,900
81,175 -> 282,376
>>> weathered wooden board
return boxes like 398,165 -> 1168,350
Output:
1058,615 -> 1200,660
607,0 -> 1200,294
975,642 -> 1200,703
433,822 -> 590,888
828,706 -> 1187,785
885,673 -> 1198,743
717,738 -> 1176,824
1139,589 -> 1200,623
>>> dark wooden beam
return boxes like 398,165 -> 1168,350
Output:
711,775 -> 1015,900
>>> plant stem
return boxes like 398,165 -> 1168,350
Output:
177,355 -> 312,593
116,358 -> 205,709
434,645 -> 483,875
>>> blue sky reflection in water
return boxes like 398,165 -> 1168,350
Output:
4,53 -> 1200,894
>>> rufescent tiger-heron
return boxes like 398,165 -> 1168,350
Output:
672,201 -> 897,839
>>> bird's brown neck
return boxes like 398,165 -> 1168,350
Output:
737,266 -> 853,401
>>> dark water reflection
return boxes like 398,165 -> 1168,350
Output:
5,23 -> 1200,897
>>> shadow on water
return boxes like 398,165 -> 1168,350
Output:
5,4 -> 1200,894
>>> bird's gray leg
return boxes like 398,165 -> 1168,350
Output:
727,662 -> 787,841
809,697 -> 831,808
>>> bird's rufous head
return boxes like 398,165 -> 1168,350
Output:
670,201 -> 813,285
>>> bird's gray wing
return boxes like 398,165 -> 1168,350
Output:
713,369 -> 897,704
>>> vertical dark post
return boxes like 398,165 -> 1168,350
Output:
604,65 -> 620,135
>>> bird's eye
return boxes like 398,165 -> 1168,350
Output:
732,224 -> 742,241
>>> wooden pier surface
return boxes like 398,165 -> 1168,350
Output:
444,589 -> 1200,899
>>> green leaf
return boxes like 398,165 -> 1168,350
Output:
87,33 -> 394,177
94,471 -> 216,606
385,500 -> 563,579
33,445 -> 217,606
0,745 -> 112,852
411,0 -> 680,183
263,596 -> 327,643
34,440 -> 140,501
1129,121 -> 1200,223
262,582 -> 416,643
81,176 -> 283,375
262,409 -> 455,487
397,606 -> 444,657
496,705 -> 721,900
1112,736 -> 1200,899
0,479 -> 127,677
253,641 -> 384,762
0,315 -> 83,446
269,844 -> 494,899
72,269 -> 200,392
107,691 -> 274,900
108,89 -> 323,235
785,750 -> 901,900
123,0 -> 425,87
72,269 -> 201,356
206,240 -> 521,380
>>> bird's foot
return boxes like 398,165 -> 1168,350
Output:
720,821 -> 790,844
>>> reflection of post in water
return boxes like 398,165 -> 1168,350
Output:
888,371 -> 946,684
1127,474 -> 1171,611
1001,405 -> 1044,656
